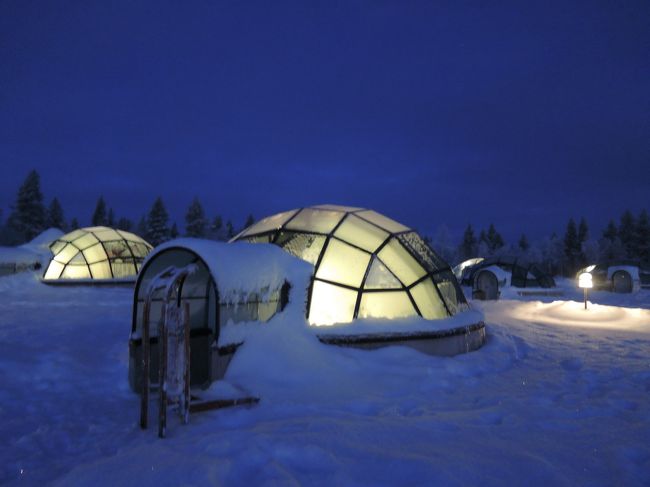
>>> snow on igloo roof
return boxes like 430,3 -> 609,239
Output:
43,226 -> 153,280
232,205 -> 468,325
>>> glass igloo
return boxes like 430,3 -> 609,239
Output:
232,205 -> 468,325
43,226 -> 153,281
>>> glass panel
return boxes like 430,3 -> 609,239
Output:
83,243 -> 108,264
243,235 -> 272,244
364,257 -> 402,289
377,238 -> 426,287
61,264 -> 91,279
358,291 -> 416,320
136,249 -> 197,300
397,232 -> 448,273
117,230 -> 146,244
356,210 -> 409,233
85,226 -> 107,232
312,204 -> 362,212
432,271 -> 468,314
308,280 -> 357,325
61,229 -> 85,242
110,260 -> 137,278
180,264 -> 211,298
334,214 -> 388,252
277,232 -> 326,265
127,242 -> 151,257
54,243 -> 80,264
93,229 -> 122,241
409,278 -> 448,319
69,252 -> 86,264
49,240 -> 67,254
103,240 -> 131,259
315,239 -> 370,288
239,209 -> 299,237
72,232 -> 99,250
258,302 -> 278,322
285,209 -> 344,234
43,260 -> 64,279
89,261 -> 112,279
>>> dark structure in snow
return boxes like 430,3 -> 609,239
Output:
231,204 -> 469,325
577,262 -> 650,293
454,256 -> 556,300
42,226 -> 152,282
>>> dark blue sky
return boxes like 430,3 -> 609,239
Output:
1,0 -> 648,242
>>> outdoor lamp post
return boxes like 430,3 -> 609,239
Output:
578,272 -> 593,310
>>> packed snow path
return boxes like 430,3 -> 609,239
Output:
0,273 -> 648,486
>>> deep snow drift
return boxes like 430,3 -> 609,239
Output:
0,273 -> 649,486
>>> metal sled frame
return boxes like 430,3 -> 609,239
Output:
139,265 -> 259,438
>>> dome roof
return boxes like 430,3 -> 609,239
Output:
232,205 -> 468,325
43,226 -> 153,281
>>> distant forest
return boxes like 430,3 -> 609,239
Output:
2,170 -> 649,277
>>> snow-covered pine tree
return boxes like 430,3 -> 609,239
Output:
46,197 -> 66,230
8,170 -> 46,242
69,217 -> 80,230
602,220 -> 618,242
136,216 -> 147,237
185,198 -> 207,237
225,220 -> 235,240
107,208 -> 115,227
459,224 -> 477,260
486,224 -> 504,253
170,222 -> 179,239
618,210 -> 636,259
210,215 -> 224,240
92,197 -> 107,226
146,197 -> 171,246
243,214 -> 255,230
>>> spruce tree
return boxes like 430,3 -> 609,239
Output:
170,222 -> 179,239
185,197 -> 207,237
618,210 -> 636,258
635,209 -> 650,266
603,220 -> 618,242
211,215 -> 224,240
243,214 -> 255,229
46,198 -> 66,230
136,216 -> 147,238
92,197 -> 107,226
146,197 -> 170,246
459,224 -> 477,260
518,234 -> 529,252
486,224 -> 504,252
117,217 -> 133,231
107,208 -> 115,227
563,218 -> 580,274
225,220 -> 235,240
69,217 -> 80,230
8,170 -> 46,242
578,218 -> 588,244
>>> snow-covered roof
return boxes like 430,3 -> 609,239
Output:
148,239 -> 313,299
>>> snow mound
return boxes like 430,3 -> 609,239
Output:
21,228 -> 64,250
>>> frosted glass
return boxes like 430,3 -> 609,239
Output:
364,257 -> 402,289
356,210 -> 409,233
316,239 -> 370,288
378,239 -> 426,286
61,264 -> 91,279
89,261 -> 112,279
432,272 -> 466,314
54,244 -> 79,264
410,279 -> 448,319
334,215 -> 388,252
398,232 -> 447,272
44,260 -> 64,279
69,252 -> 86,264
285,209 -> 344,234
309,281 -> 357,325
50,240 -> 67,254
110,261 -> 137,278
61,229 -> 85,242
312,204 -> 362,212
83,243 -> 108,264
104,241 -> 130,259
279,233 -> 326,265
239,209 -> 299,237
72,232 -> 99,250
128,242 -> 151,257
358,292 -> 416,319
93,229 -> 122,241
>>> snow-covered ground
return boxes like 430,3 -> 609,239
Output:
1,272 -> 649,486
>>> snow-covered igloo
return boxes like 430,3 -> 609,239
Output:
231,204 -> 470,325
43,226 -> 153,282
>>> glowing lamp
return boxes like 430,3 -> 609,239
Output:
578,272 -> 592,310
578,272 -> 593,289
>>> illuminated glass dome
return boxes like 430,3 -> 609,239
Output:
43,226 -> 153,281
232,205 -> 468,325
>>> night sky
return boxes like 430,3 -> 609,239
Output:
1,1 -> 648,242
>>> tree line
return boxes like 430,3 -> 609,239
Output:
433,210 -> 649,276
0,170 -> 255,246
